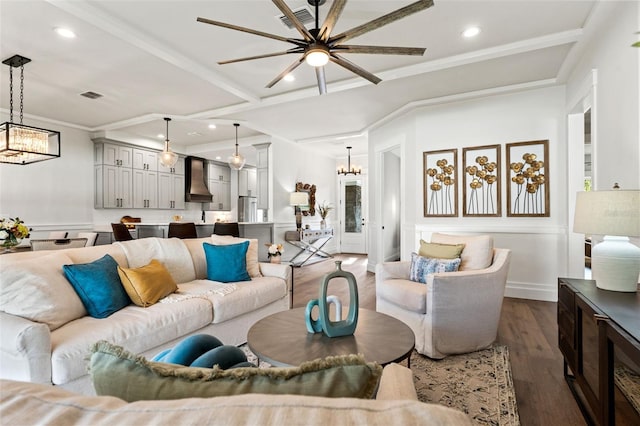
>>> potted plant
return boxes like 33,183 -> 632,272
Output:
265,243 -> 284,263
317,201 -> 334,230
0,217 -> 31,253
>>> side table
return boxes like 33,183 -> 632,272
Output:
285,228 -> 333,267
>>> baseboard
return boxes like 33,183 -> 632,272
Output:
504,280 -> 557,302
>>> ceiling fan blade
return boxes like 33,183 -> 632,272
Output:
315,66 -> 327,95
197,17 -> 304,46
266,56 -> 305,88
329,0 -> 434,45
335,45 -> 425,56
318,0 -> 347,41
271,0 -> 314,41
218,48 -> 304,65
330,54 -> 382,85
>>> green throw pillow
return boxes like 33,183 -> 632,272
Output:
90,341 -> 382,402
418,240 -> 465,259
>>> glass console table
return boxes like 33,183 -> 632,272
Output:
284,228 -> 333,267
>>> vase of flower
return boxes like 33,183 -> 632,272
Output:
317,201 -> 333,230
320,219 -> 327,230
0,217 -> 30,253
265,242 -> 284,264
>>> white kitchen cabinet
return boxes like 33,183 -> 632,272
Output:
95,165 -> 133,208
133,149 -> 158,171
208,163 -> 231,211
99,143 -> 133,167
133,169 -> 158,209
158,173 -> 185,210
239,168 -> 257,197
254,143 -> 270,210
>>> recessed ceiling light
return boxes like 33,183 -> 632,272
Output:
157,134 -> 164,139
283,73 -> 295,82
187,131 -> 203,137
208,124 -> 217,129
462,26 -> 481,38
215,156 -> 222,160
54,27 -> 76,39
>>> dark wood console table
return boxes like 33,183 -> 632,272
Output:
557,278 -> 640,425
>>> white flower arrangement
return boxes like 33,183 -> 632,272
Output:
265,243 -> 284,257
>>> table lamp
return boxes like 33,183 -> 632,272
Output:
573,189 -> 640,292
290,192 -> 309,231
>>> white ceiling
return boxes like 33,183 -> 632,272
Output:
0,0 -> 596,164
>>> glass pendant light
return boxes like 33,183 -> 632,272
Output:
227,123 -> 246,170
159,117 -> 178,168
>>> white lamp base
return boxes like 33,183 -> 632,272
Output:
591,236 -> 640,292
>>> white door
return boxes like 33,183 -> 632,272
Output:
339,177 -> 367,254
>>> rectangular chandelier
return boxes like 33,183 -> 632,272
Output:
0,54 -> 61,165
0,122 -> 61,165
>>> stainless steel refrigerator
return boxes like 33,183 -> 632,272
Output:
238,196 -> 257,222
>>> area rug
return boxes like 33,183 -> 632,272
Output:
242,344 -> 519,425
411,345 -> 520,426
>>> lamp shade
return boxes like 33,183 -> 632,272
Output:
573,190 -> 640,237
290,192 -> 309,206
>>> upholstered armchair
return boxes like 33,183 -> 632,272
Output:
376,234 -> 511,359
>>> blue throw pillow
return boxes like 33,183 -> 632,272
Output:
203,241 -> 251,283
63,254 -> 130,318
409,252 -> 462,284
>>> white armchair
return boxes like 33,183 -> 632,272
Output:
376,237 -> 511,359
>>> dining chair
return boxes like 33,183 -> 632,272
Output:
30,238 -> 89,251
111,223 -> 134,242
48,231 -> 68,239
167,222 -> 198,239
77,232 -> 98,247
213,222 -> 240,237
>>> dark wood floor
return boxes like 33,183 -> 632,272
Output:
290,254 -> 585,426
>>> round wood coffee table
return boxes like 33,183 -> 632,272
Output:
247,308 -> 415,367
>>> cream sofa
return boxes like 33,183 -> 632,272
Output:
0,363 -> 473,425
0,236 -> 291,395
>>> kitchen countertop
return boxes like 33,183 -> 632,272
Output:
94,222 -> 272,232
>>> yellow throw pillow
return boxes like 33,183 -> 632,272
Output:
418,240 -> 465,259
117,259 -> 177,307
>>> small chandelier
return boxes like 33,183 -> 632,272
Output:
337,146 -> 361,175
228,123 -> 246,170
0,55 -> 60,165
159,117 -> 178,168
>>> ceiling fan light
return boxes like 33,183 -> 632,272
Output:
305,49 -> 329,67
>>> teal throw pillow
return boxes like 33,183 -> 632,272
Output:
63,254 -> 130,318
203,241 -> 251,283
409,252 -> 462,284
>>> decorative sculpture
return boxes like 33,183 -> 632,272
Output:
304,261 -> 359,338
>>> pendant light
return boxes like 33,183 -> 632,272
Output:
337,146 -> 361,175
0,55 -> 60,165
228,123 -> 246,170
159,117 -> 178,168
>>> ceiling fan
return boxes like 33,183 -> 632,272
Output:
197,0 -> 434,95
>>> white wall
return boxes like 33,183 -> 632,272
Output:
566,1 -> 640,190
0,115 -> 95,237
369,86 -> 567,301
270,137 -> 338,261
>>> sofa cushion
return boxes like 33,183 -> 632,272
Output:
90,341 -> 382,402
50,298 -> 213,385
210,235 -> 262,278
418,240 -> 465,259
117,260 -> 178,307
0,252 -> 86,330
430,233 -> 494,271
63,254 -> 131,318
203,241 -> 251,283
377,278 -> 427,314
178,277 -> 287,323
116,238 -> 196,284
409,253 -> 462,284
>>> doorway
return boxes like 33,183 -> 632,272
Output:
339,177 -> 367,254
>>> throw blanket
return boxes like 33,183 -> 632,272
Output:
160,282 -> 238,304
116,238 -> 196,284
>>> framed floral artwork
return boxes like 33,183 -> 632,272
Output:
462,144 -> 501,217
506,140 -> 549,217
423,149 -> 458,217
